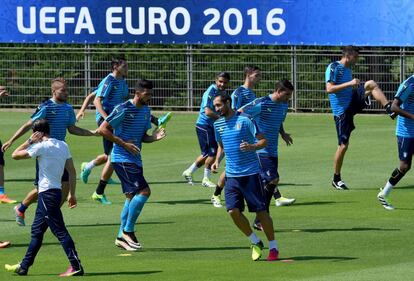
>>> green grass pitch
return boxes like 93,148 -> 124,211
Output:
1,111 -> 414,281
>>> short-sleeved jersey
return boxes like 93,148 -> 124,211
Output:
31,99 -> 76,141
95,73 -> 129,122
241,95 -> 288,157
231,86 -> 256,110
106,100 -> 152,167
395,75 -> 414,138
214,113 -> 261,177
325,61 -> 353,116
196,84 -> 221,127
27,138 -> 71,193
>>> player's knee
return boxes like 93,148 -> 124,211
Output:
270,178 -> 279,185
400,163 -> 410,173
228,208 -> 241,217
364,80 -> 378,92
139,187 -> 151,197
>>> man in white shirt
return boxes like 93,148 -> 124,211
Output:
5,119 -> 83,277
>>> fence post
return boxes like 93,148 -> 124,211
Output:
186,45 -> 194,111
400,47 -> 406,83
84,44 -> 91,98
291,46 -> 298,112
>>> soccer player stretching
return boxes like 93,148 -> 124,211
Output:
5,119 -> 83,276
98,79 -> 165,251
378,75 -> 414,210
326,46 -> 395,190
212,93 -> 279,261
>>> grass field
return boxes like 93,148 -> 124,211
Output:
1,111 -> 414,281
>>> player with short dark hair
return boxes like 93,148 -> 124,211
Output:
212,93 -> 279,262
98,79 -> 166,251
378,75 -> 414,210
182,72 -> 230,188
326,46 -> 395,190
5,119 -> 83,276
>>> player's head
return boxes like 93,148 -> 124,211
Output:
215,72 -> 230,91
244,66 -> 261,85
135,79 -> 153,105
111,55 -> 128,77
213,93 -> 232,117
32,119 -> 50,136
51,77 -> 68,102
273,79 -> 294,102
342,46 -> 359,66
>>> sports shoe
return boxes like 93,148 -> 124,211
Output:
80,162 -> 91,184
91,192 -> 112,205
332,180 -> 349,190
252,220 -> 264,232
158,112 -> 172,129
377,189 -> 394,210
115,237 -> 138,251
211,195 -> 222,208
107,178 -> 120,185
13,205 -> 25,226
251,240 -> 264,261
59,265 -> 84,277
0,241 -> 10,248
385,102 -> 397,120
202,178 -> 216,188
267,248 -> 279,261
0,194 -> 17,204
182,170 -> 194,185
5,263 -> 27,275
275,197 -> 296,207
122,231 -> 142,249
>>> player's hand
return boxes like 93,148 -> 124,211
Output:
281,132 -> 293,146
123,142 -> 140,155
1,141 -> 12,152
211,162 -> 220,173
0,86 -> 9,97
153,128 -> 166,141
240,140 -> 254,151
90,129 -> 100,136
76,112 -> 85,122
29,132 -> 44,144
68,194 -> 77,209
351,78 -> 360,86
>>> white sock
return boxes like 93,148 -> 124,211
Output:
85,160 -> 96,170
187,162 -> 198,173
204,168 -> 211,179
382,181 -> 394,196
268,240 -> 278,250
248,233 -> 260,244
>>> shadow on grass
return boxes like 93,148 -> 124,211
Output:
288,201 -> 355,206
278,256 -> 357,262
150,199 -> 211,205
276,227 -> 400,233
278,183 -> 313,187
67,221 -> 174,228
10,242 -> 60,248
38,270 -> 162,277
148,180 -> 201,185
4,178 -> 34,183
147,246 -> 247,252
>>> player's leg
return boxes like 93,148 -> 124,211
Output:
182,155 -> 206,185
92,139 -> 113,205
202,127 -> 218,188
364,80 -> 395,118
80,154 -> 108,184
0,140 -> 16,204
14,188 -> 38,226
378,137 -> 413,210
211,171 -> 225,208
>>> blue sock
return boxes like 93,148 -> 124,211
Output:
118,199 -> 130,238
18,203 -> 27,213
124,194 -> 148,232
0,186 -> 4,195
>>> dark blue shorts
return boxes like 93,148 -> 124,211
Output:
397,136 -> 414,164
196,125 -> 218,157
334,85 -> 370,145
112,162 -> 149,195
258,154 -> 279,185
34,159 -> 68,186
0,140 -> 4,166
225,174 -> 266,213
98,117 -> 113,155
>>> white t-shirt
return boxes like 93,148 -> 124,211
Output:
27,138 -> 72,193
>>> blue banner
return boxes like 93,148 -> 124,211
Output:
0,0 -> 412,46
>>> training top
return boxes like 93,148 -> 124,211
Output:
395,75 -> 414,138
231,86 -> 257,110
196,84 -> 222,127
325,61 -> 353,116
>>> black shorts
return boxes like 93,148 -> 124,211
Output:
97,117 -> 114,155
0,140 -> 4,166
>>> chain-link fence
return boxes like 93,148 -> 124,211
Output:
0,44 -> 409,112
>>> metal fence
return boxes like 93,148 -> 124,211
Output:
0,44 -> 410,112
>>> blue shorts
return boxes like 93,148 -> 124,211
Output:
97,117 -> 113,155
112,162 -> 149,195
34,159 -> 68,186
225,174 -> 266,213
334,85 -> 370,145
0,140 -> 4,166
196,125 -> 217,157
258,154 -> 279,185
397,136 -> 414,164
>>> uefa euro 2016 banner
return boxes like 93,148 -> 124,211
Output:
0,0 -> 412,46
